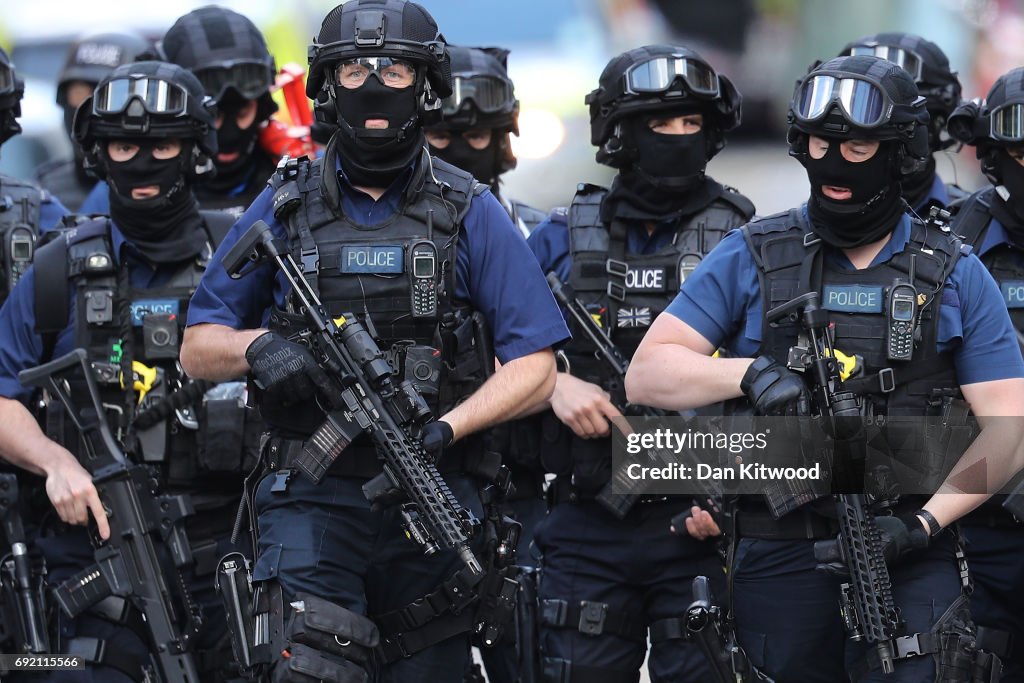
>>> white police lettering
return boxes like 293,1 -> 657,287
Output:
624,267 -> 665,291
1001,281 -> 1024,308
130,299 -> 179,326
822,285 -> 882,313
340,246 -> 404,274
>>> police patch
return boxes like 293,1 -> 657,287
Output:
340,245 -> 404,274
624,267 -> 666,292
130,299 -> 179,327
617,307 -> 651,328
822,285 -> 883,313
1000,281 -> 1024,308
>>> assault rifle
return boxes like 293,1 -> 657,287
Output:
545,273 -> 722,518
223,220 -> 481,574
766,292 -> 905,673
0,472 -> 49,654
686,576 -> 773,683
19,349 -> 200,682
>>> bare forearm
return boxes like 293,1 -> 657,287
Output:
442,349 -> 556,439
180,323 -> 265,382
0,397 -> 75,477
627,343 -> 751,411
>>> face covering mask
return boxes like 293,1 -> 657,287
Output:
209,91 -> 261,191
333,76 -> 423,188
429,132 -> 500,187
103,140 -> 204,263
804,139 -> 905,248
994,149 -> 1024,227
606,116 -> 712,219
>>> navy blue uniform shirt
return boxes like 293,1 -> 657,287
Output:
665,206 -> 1024,385
0,221 -> 192,402
187,162 -> 570,364
527,212 -> 682,281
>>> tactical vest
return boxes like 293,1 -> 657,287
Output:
0,174 -> 45,307
744,209 -> 967,489
952,187 -> 1024,331
548,182 -> 753,495
265,144 -> 493,450
564,182 -> 753,393
33,214 -> 255,494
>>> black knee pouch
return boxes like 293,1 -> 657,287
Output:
286,593 -> 379,667
271,642 -> 369,683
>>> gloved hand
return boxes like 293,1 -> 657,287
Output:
421,420 -> 454,461
875,513 -> 930,567
245,331 -> 334,405
741,355 -> 810,417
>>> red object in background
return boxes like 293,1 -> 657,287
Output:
259,63 -> 316,161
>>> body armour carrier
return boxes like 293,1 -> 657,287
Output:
0,174 -> 46,307
31,213 -> 255,494
744,208 -> 967,491
550,182 -> 753,495
265,140 -> 493,464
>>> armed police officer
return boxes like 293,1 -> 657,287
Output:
34,32 -> 152,212
944,67 -> 1024,681
839,32 -> 966,213
425,45 -> 547,237
0,47 -> 69,307
0,60 -> 251,681
180,1 -> 567,681
526,45 -> 753,683
80,7 -> 280,218
626,55 -> 1024,682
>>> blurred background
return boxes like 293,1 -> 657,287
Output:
2,0 -> 1023,216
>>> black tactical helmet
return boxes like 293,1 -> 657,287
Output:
587,44 -> 742,166
0,47 -> 25,146
162,7 -> 276,119
787,55 -> 930,166
948,67 -> 1024,185
839,32 -> 961,151
56,32 -> 153,107
307,0 -> 451,109
74,61 -> 218,179
434,46 -> 518,134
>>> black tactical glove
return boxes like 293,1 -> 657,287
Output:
421,420 -> 454,461
245,332 -> 334,405
741,355 -> 811,417
875,513 -> 931,567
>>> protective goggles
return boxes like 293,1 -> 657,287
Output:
989,102 -> 1024,142
333,57 -> 417,89
794,74 -> 895,128
442,76 -> 514,116
0,62 -> 15,95
844,44 -> 923,81
623,56 -> 719,97
94,76 -> 189,117
194,62 -> 272,102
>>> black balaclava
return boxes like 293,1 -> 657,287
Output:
334,76 -> 424,188
900,154 -> 936,210
991,149 -> 1024,241
804,139 -> 905,248
103,140 -> 205,263
429,133 -> 501,187
207,91 -> 262,193
605,113 -> 713,219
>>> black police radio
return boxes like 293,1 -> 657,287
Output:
409,239 -> 438,318
4,224 -> 34,296
886,280 -> 917,361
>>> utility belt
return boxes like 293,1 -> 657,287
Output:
546,476 -> 668,510
265,434 -> 475,480
735,507 -> 840,540
961,504 -> 1023,531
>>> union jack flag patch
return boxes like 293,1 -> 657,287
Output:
617,307 -> 651,328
